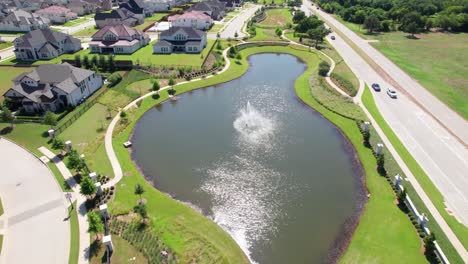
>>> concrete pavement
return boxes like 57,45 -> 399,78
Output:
303,0 -> 468,228
38,147 -> 90,264
219,5 -> 260,39
0,138 -> 69,264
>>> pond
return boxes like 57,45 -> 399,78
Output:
130,54 -> 366,263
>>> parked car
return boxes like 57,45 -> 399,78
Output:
372,83 -> 381,91
386,88 -> 397,98
331,36 -> 335,40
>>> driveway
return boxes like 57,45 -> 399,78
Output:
303,0 -> 468,227
0,138 -> 69,264
220,5 -> 260,39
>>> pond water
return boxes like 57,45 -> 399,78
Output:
131,54 -> 366,264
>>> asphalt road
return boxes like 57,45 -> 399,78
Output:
220,5 -> 260,39
302,0 -> 468,227
0,138 -> 70,264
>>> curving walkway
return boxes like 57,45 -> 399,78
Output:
0,138 -> 69,264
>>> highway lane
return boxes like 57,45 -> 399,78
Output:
302,0 -> 468,228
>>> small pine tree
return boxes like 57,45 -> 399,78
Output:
168,77 -> 176,87
80,176 -> 97,198
376,153 -> 386,175
152,80 -> 160,92
362,130 -> 370,147
134,184 -> 145,203
74,54 -> 81,68
83,55 -> 90,69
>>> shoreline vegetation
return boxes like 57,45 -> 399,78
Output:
109,44 -> 427,263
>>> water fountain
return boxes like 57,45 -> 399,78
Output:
233,102 -> 275,144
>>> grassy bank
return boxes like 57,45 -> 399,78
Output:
108,44 -> 427,263
362,87 -> 468,252
68,202 -> 79,264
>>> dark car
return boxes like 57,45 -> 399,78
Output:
372,83 -> 381,91
331,36 -> 335,40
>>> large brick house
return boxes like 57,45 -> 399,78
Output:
168,10 -> 213,30
89,24 -> 150,54
35,5 -> 77,24
188,1 -> 226,20
94,8 -> 143,28
3,63 -> 103,113
13,29 -> 81,61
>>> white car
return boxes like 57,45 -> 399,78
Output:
386,88 -> 397,98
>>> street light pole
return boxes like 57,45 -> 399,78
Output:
65,192 -> 73,210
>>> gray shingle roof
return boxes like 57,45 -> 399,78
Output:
160,26 -> 204,39
15,29 -> 80,49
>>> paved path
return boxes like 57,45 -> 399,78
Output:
38,147 -> 90,264
303,0 -> 468,228
0,138 -> 69,264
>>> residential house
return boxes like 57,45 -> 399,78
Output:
188,0 -> 226,20
35,6 -> 77,24
219,0 -> 243,9
67,0 -> 113,15
0,10 -> 50,32
119,0 -> 150,17
153,26 -> 206,54
141,0 -> 173,12
3,63 -> 103,113
14,28 -> 81,61
94,8 -> 143,28
89,24 -> 149,54
168,11 -> 213,30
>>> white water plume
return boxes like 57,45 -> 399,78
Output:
233,102 -> 275,144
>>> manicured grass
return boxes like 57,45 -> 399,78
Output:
370,32 -> 468,119
209,24 -> 224,33
48,161 -> 72,192
362,87 -> 468,251
72,26 -> 99,37
0,123 -> 50,156
0,66 -> 35,102
258,8 -> 292,27
66,40 -> 216,67
134,13 -> 166,31
0,54 -> 64,66
250,27 -> 282,41
0,235 -> 3,255
0,197 -> 3,216
68,202 -> 79,264
60,103 -> 113,176
90,235 -> 148,264
0,41 -> 13,50
320,42 -> 359,93
0,31 -> 24,36
62,17 -> 89,27
259,0 -> 286,5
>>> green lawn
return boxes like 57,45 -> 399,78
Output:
370,32 -> 468,119
0,31 -> 24,36
0,67 -> 35,102
0,123 -> 50,156
0,197 -> 3,216
48,162 -> 72,192
0,235 -> 3,255
72,26 -> 99,37
259,0 -> 286,5
62,17 -> 89,27
362,87 -> 468,252
258,8 -> 292,27
66,40 -> 216,67
68,202 -> 79,264
90,235 -> 147,264
209,24 -> 224,33
0,41 -> 13,50
134,13 -> 166,31
250,27 -> 282,41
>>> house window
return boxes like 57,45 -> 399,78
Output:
193,47 -> 197,51
188,47 -> 192,51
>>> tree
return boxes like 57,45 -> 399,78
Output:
80,176 -> 97,198
134,184 -> 145,203
43,111 -> 57,126
83,55 -> 90,69
108,55 -> 115,72
91,56 -> 98,67
168,77 -> 176,87
307,25 -> 330,48
401,12 -> 424,36
98,55 -> 107,72
362,130 -> 370,147
134,203 -> 148,221
67,149 -> 85,172
52,137 -> 65,150
216,32 -> 220,39
234,31 -> 238,38
318,61 -> 330,76
403,22 -> 421,37
152,80 -> 160,93
1,106 -> 14,127
376,153 -> 386,175
235,53 -> 242,60
293,10 -> 306,23
295,16 -> 323,33
364,15 -> 380,33
275,27 -> 282,37
87,211 -> 104,240
353,10 -> 366,24
74,54 -> 81,68
396,189 -> 406,204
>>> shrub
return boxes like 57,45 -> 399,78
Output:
423,233 -> 435,254
331,73 -> 357,96
318,61 -> 330,76
107,72 -> 122,87
120,111 -> 127,118
376,153 -> 386,175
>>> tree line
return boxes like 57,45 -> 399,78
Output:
316,0 -> 468,33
